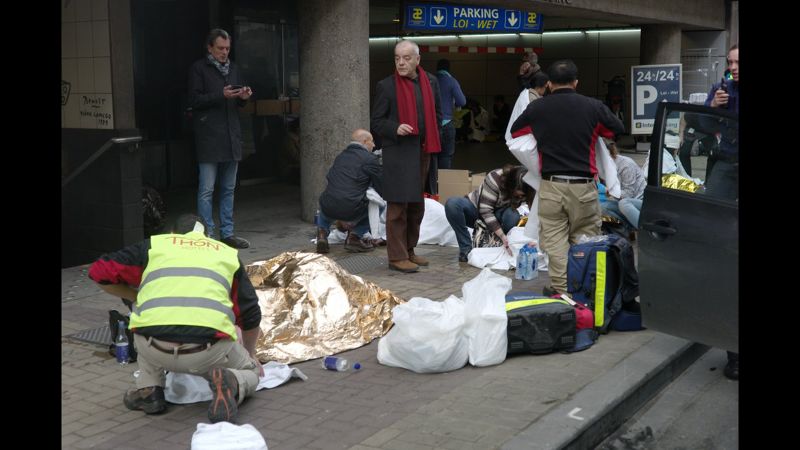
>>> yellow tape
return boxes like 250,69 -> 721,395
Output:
595,251 -> 607,327
506,298 -> 570,312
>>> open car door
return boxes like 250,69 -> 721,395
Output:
638,102 -> 738,352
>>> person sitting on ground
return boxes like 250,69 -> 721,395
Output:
444,164 -> 534,262
88,213 -> 264,423
602,138 -> 646,230
316,129 -> 384,254
467,99 -> 490,143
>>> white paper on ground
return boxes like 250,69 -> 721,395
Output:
191,422 -> 268,450
164,362 -> 308,404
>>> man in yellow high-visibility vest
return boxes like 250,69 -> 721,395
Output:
89,214 -> 263,423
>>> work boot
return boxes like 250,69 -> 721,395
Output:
388,259 -> 419,273
344,232 -> 374,253
542,285 -> 561,298
316,228 -> 329,254
408,252 -> 429,266
206,368 -> 240,423
221,235 -> 250,249
123,386 -> 167,414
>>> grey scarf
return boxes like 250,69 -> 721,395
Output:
207,53 -> 230,77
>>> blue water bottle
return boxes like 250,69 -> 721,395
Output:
515,245 -> 529,280
115,320 -> 130,365
527,244 -> 539,281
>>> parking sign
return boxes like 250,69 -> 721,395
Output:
630,64 -> 682,135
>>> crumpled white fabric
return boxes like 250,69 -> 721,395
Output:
366,187 -> 387,239
467,227 -> 526,270
419,198 -> 460,247
191,422 -> 268,450
315,198 -> 460,247
164,362 -> 308,404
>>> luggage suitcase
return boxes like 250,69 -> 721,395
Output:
505,293 -> 576,355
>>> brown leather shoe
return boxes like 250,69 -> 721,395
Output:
344,232 -> 374,253
316,228 -> 329,254
389,259 -> 419,273
408,253 -> 429,266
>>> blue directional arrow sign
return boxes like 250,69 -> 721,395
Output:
404,3 -> 543,33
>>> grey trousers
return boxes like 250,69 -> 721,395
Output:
133,334 -> 260,404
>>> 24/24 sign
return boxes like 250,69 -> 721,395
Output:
630,64 -> 682,135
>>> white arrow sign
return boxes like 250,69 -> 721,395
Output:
433,9 -> 444,25
508,12 -> 518,27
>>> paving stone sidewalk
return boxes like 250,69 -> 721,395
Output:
62,182 -> 663,449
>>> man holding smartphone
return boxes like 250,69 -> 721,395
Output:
188,28 -> 253,249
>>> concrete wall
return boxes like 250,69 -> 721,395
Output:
298,0 -> 370,222
62,0 -> 143,267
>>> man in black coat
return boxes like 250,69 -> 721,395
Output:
188,28 -> 252,249
316,129 -> 383,254
371,40 -> 442,273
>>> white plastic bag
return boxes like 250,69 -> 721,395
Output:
191,422 -> 268,450
377,295 -> 468,373
462,268 -> 511,366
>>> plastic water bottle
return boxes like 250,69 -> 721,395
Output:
515,245 -> 529,280
115,320 -> 130,365
321,356 -> 360,371
527,244 -> 539,281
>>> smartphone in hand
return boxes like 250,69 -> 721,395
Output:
229,85 -> 244,90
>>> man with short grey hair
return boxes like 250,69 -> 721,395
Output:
371,40 -> 442,273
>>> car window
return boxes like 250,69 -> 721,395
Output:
656,109 -> 739,203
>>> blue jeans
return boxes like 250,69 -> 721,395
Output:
198,161 -> 238,239
445,196 -> 520,256
317,208 -> 371,237
603,199 -> 640,230
437,121 -> 456,170
619,198 -> 643,229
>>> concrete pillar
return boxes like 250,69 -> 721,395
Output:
729,1 -> 738,46
640,24 -> 682,65
298,0 -> 370,222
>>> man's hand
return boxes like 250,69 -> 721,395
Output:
238,86 -> 253,100
710,88 -> 729,108
397,124 -> 414,136
223,85 -> 240,99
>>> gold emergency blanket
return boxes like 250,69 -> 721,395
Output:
661,174 -> 701,193
245,252 -> 405,364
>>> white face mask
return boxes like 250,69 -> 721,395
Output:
193,221 -> 205,234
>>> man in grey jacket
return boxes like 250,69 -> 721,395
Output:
316,129 -> 384,254
188,28 -> 252,249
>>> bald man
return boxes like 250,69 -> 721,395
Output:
371,40 -> 442,273
316,129 -> 384,253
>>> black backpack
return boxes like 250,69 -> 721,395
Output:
567,235 -> 640,333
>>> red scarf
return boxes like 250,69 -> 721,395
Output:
394,66 -> 441,153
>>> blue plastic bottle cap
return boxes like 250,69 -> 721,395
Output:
353,363 -> 361,370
